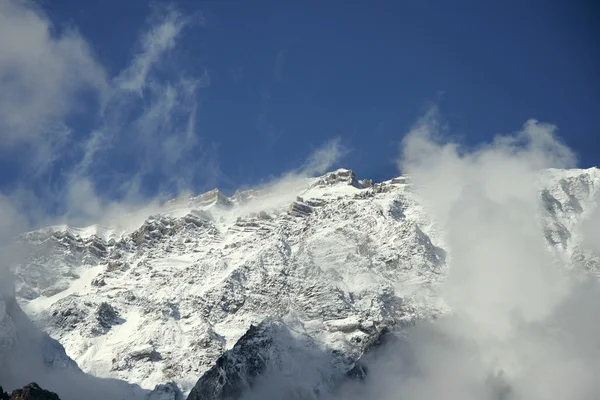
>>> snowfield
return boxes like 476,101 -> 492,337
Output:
3,167 -> 600,399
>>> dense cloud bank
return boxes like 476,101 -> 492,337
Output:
333,112 -> 600,400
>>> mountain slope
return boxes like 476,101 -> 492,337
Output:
9,167 -> 600,398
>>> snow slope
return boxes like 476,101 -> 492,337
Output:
9,167 -> 600,398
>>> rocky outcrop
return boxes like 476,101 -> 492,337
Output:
194,189 -> 232,208
147,383 -> 182,400
343,327 -> 394,381
4,383 -> 60,400
95,302 -> 120,329
186,319 -> 388,400
288,200 -> 313,216
311,169 -> 365,188
186,323 -> 272,400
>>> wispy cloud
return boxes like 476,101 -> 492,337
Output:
114,7 -> 190,93
0,0 -> 108,171
0,0 -> 212,230
64,8 -> 211,225
300,136 -> 349,176
72,71 -> 213,214
273,50 -> 286,82
227,138 -> 348,219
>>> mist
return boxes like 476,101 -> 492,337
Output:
227,137 -> 348,217
335,110 -> 600,400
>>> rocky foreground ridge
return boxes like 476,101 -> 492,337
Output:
1,383 -> 60,400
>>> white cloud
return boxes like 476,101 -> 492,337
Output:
0,194 -> 26,238
114,7 -> 189,93
0,1 -> 215,230
70,75 -> 210,210
0,4 -> 215,395
335,109 -> 600,400
0,190 -> 33,301
0,0 -> 109,169
577,189 -> 600,254
300,137 -> 349,176
217,138 -> 348,220
400,109 -> 575,340
71,7 -> 211,210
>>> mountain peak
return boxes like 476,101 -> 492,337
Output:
312,168 -> 369,189
191,188 -> 232,207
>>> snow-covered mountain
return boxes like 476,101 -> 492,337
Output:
5,167 -> 600,399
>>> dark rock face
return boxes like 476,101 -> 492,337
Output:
89,302 -> 124,336
186,320 -> 391,400
344,327 -> 394,382
49,298 -> 88,332
3,383 -> 60,400
186,324 -> 271,400
147,382 -> 183,400
288,201 -> 313,216
96,302 -> 119,329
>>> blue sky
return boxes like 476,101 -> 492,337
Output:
0,0 -> 598,225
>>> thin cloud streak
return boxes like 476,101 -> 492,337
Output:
273,50 -> 286,82
114,7 -> 190,93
